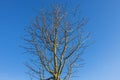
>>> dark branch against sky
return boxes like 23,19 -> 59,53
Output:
0,0 -> 120,80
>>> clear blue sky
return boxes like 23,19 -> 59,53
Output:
0,0 -> 120,80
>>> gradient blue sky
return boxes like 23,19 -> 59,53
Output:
0,0 -> 120,80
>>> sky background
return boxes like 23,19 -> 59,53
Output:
0,0 -> 120,80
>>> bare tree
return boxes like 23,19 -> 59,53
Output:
23,3 -> 90,80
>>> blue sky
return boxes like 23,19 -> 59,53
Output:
0,0 -> 120,80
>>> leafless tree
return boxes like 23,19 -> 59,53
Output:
23,3 -> 90,80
